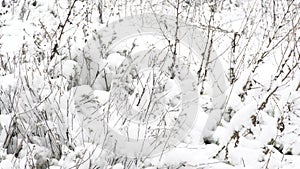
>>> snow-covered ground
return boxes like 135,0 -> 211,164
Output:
0,0 -> 299,168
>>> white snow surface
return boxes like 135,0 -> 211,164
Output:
0,0 -> 299,168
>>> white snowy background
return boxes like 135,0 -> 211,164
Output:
0,0 -> 299,168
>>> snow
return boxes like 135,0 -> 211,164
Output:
106,53 -> 126,69
0,114 -> 13,143
109,163 -> 124,169
93,90 -> 110,104
0,74 -> 17,91
0,156 -> 14,169
0,0 -> 299,168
